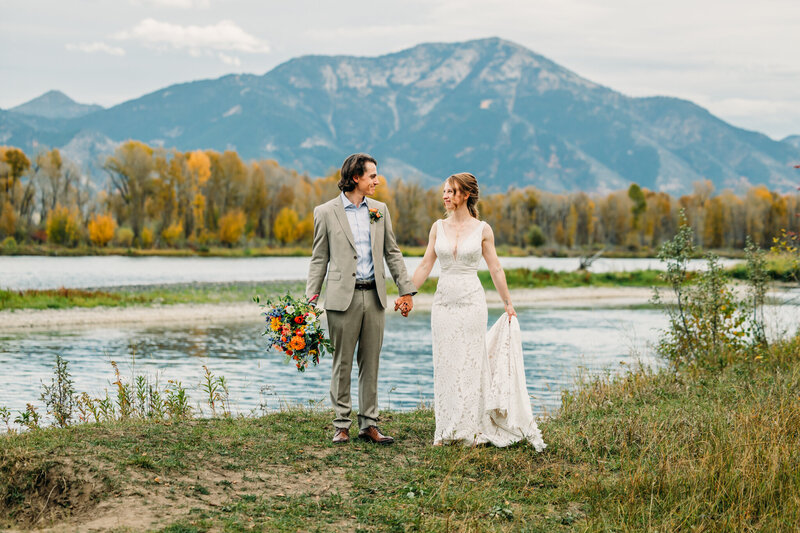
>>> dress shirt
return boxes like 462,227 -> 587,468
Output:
340,191 -> 374,281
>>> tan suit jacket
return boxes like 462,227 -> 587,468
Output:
306,195 -> 415,311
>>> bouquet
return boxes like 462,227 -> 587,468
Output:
259,294 -> 332,372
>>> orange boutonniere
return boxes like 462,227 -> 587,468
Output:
368,208 -> 383,224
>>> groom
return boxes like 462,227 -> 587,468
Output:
306,153 -> 416,445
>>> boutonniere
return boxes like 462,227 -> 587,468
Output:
368,208 -> 383,224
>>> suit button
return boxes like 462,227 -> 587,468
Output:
354,255 -> 357,260
352,273 -> 356,277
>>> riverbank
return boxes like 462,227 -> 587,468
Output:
0,286 -> 662,331
1,242 -> 750,259
2,336 -> 797,531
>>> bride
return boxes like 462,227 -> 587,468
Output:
408,173 -> 546,449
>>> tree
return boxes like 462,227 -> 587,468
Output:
46,204 -> 81,246
0,201 -> 16,238
0,147 -> 31,205
35,149 -> 82,222
88,213 -> 116,247
104,141 -> 161,241
273,207 -> 300,244
218,209 -> 246,246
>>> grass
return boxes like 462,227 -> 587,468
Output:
1,269 -> 667,310
729,254 -> 799,283
2,336 -> 798,531
0,281 -> 306,311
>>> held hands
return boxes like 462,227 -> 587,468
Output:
394,294 -> 414,317
504,301 -> 516,322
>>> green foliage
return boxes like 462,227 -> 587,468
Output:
115,227 -> 134,248
0,406 -> 11,432
13,404 -> 40,431
744,237 -> 768,347
0,236 -> 16,250
729,252 -> 800,282
45,204 -> 81,246
200,365 -> 229,417
653,215 -> 773,369
39,354 -> 76,428
166,380 -> 191,419
527,224 -> 546,247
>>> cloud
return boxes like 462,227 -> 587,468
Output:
66,42 -> 126,56
115,18 -> 270,56
218,53 -> 241,66
129,0 -> 211,8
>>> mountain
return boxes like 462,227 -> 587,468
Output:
2,38 -> 799,193
783,135 -> 800,150
9,90 -> 103,120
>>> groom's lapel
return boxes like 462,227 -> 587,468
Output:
332,196 -> 356,251
366,198 -> 380,261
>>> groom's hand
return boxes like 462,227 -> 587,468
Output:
394,294 -> 413,317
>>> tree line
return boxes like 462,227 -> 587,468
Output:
1,141 -> 798,252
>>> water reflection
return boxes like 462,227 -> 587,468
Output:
0,307 -> 667,419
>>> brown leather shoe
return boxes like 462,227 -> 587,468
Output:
358,426 -> 394,445
332,427 -> 349,444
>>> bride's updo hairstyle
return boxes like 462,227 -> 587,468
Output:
446,172 -> 480,219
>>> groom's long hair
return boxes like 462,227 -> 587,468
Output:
339,153 -> 377,192
446,173 -> 480,219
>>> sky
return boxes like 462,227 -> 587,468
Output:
2,0 -> 799,140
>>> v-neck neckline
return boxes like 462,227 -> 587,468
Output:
439,219 -> 482,261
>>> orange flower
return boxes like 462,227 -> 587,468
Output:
289,335 -> 306,351
270,317 -> 281,331
368,207 -> 383,224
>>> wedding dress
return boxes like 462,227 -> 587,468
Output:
431,219 -> 546,450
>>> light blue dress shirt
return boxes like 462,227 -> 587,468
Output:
340,191 -> 374,281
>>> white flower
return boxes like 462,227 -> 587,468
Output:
285,305 -> 295,314
306,313 -> 316,323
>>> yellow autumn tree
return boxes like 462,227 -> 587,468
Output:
186,150 -> 211,237
296,214 -> 314,245
273,207 -> 300,244
46,204 -> 81,246
161,222 -> 184,247
219,209 -> 247,246
88,213 -> 117,247
0,200 -> 16,238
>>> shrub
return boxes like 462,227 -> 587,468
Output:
140,227 -> 154,248
46,204 -> 81,246
527,225 -> 546,247
218,209 -> 246,246
653,215 -> 769,370
1,236 -> 16,250
87,213 -> 116,247
161,222 -> 183,247
273,207 -> 300,244
115,227 -> 134,248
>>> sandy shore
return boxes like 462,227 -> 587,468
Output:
0,286 -> 660,332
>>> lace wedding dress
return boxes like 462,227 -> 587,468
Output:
431,219 -> 546,450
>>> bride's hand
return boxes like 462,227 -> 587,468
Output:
504,301 -> 516,321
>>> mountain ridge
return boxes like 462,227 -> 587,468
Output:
1,38 -> 798,194
10,90 -> 103,120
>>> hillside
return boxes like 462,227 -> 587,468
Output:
1,38 -> 798,193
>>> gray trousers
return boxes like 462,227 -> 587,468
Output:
326,288 -> 385,431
